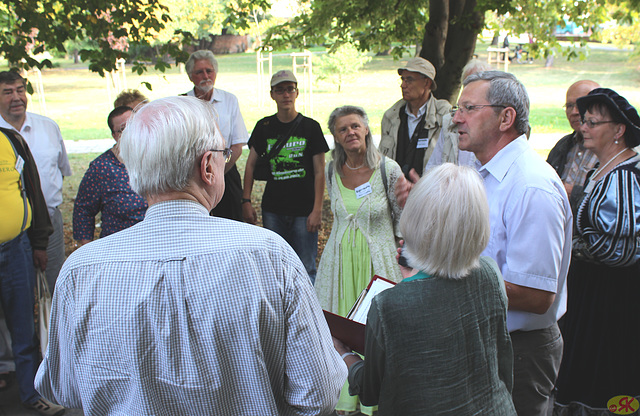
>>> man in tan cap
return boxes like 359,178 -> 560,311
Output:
379,57 -> 451,178
242,70 -> 328,284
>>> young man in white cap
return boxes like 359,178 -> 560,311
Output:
242,70 -> 328,284
379,57 -> 451,178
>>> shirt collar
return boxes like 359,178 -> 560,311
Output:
211,88 -> 222,103
571,130 -> 584,144
479,134 -> 528,183
146,199 -> 210,218
404,99 -> 428,119
0,113 -> 28,133
189,87 -> 221,104
22,113 -> 32,132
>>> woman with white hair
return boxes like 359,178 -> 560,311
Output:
315,105 -> 404,416
333,163 -> 516,415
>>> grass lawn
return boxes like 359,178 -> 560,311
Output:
8,39 -> 638,255
6,40 -> 639,141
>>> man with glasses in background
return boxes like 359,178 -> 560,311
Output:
379,57 -> 451,178
181,50 -> 248,221
546,80 -> 600,214
242,70 -> 328,284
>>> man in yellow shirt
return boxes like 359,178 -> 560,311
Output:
0,127 -> 63,415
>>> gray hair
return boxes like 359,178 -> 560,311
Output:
463,70 -> 530,135
399,163 -> 490,279
119,96 -> 225,198
461,59 -> 492,82
185,50 -> 219,75
328,105 -> 381,174
0,71 -> 26,87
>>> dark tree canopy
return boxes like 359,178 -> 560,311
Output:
233,0 -> 634,102
0,0 -> 191,79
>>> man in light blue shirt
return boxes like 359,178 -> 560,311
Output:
452,71 -> 572,416
35,96 -> 346,415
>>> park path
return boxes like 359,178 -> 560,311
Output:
63,133 -> 561,154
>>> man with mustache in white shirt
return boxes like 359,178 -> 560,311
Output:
181,50 -> 249,221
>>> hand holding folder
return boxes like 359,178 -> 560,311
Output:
323,275 -> 395,355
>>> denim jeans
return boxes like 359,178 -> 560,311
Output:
262,211 -> 318,284
0,232 -> 40,403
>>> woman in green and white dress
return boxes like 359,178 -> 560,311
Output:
315,105 -> 404,416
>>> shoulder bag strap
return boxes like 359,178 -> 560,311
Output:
380,155 -> 388,194
265,113 -> 304,161
328,160 -> 334,188
5,133 -> 29,232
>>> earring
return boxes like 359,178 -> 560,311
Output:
614,139 -> 619,144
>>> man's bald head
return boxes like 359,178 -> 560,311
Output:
566,80 -> 600,133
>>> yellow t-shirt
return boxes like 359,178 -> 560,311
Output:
0,132 -> 32,243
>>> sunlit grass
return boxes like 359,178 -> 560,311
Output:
5,41 -> 637,144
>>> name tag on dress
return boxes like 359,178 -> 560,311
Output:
417,138 -> 429,149
15,156 -> 24,174
355,182 -> 373,199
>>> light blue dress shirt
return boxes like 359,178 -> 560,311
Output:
36,200 -> 346,415
479,136 -> 572,332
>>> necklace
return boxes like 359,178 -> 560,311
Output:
591,147 -> 630,180
584,147 -> 630,194
345,161 -> 365,170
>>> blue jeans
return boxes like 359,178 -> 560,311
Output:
0,232 -> 40,403
262,211 -> 318,284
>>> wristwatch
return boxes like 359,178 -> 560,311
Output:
241,198 -> 251,204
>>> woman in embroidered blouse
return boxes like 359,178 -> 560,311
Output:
555,88 -> 640,414
73,106 -> 148,246
333,164 -> 515,415
314,105 -> 403,416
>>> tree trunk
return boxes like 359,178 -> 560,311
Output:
491,32 -> 499,46
421,0 -> 484,102
421,0 -> 449,70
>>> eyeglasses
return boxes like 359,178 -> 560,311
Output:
564,102 -> 577,111
580,119 -> 617,129
450,104 -> 507,117
273,86 -> 297,94
210,148 -> 232,163
399,76 -> 427,85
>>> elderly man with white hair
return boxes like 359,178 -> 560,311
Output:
35,96 -> 346,415
182,49 -> 248,221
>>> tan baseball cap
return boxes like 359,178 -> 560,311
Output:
397,57 -> 437,91
270,70 -> 297,87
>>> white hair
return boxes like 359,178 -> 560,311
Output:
461,59 -> 492,81
185,50 -> 219,75
119,96 -> 225,198
399,163 -> 490,279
